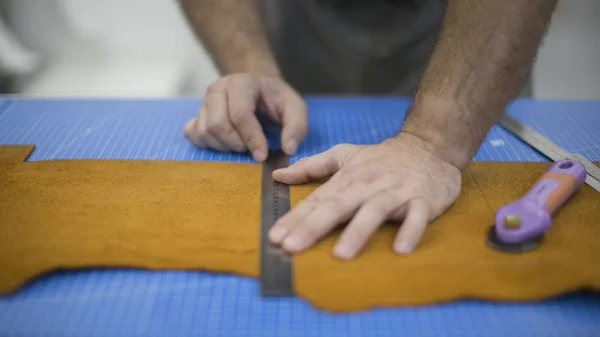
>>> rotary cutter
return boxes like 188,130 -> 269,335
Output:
486,159 -> 587,253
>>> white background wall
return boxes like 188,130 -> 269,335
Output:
2,0 -> 598,99
532,0 -> 599,99
2,0 -> 219,97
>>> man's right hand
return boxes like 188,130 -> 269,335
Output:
184,74 -> 308,162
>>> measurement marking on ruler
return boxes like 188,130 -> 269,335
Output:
499,114 -> 600,192
260,149 -> 293,296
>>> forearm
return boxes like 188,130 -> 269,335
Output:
401,0 -> 558,170
179,0 -> 280,77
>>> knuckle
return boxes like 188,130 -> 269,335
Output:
373,190 -> 398,211
398,185 -> 421,200
331,143 -> 352,154
195,129 -> 208,140
229,74 -> 247,86
206,118 -> 227,134
298,226 -> 321,241
229,110 -> 251,126
224,73 -> 252,87
298,97 -> 307,109
193,121 -> 208,138
228,138 -> 247,152
294,97 -> 308,113
305,192 -> 321,203
189,129 -> 208,147
346,226 -> 370,243
387,188 -> 407,202
206,82 -> 223,95
270,96 -> 285,109
232,145 -> 247,153
356,167 -> 382,184
330,194 -> 352,211
330,144 -> 344,154
183,120 -> 196,136
294,120 -> 309,135
300,119 -> 308,130
297,157 -> 310,164
245,135 -> 261,147
273,215 -> 291,229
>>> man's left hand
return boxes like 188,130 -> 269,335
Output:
268,133 -> 463,259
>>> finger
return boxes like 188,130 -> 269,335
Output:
279,180 -> 369,253
205,89 -> 247,153
393,198 -> 430,254
332,189 -> 406,260
184,117 -> 206,148
268,197 -> 317,245
272,144 -> 352,184
279,96 -> 308,155
227,86 -> 268,162
268,171 -> 351,245
184,103 -> 211,148
197,106 -> 229,152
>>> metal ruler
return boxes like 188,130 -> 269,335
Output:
259,149 -> 293,296
498,114 -> 600,192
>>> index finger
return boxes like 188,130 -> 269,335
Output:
226,86 -> 268,162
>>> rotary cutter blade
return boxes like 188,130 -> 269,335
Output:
486,226 -> 543,253
486,159 -> 587,253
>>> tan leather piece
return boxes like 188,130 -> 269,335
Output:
0,144 -> 35,164
1,145 -> 599,312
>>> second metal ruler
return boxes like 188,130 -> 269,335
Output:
498,114 -> 600,192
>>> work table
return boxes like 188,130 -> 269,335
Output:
0,96 -> 598,337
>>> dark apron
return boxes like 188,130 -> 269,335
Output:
261,0 -> 531,97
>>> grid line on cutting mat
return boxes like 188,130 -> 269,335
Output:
0,97 -> 599,337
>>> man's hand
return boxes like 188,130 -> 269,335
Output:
180,0 -> 307,161
268,133 -> 462,259
184,74 -> 308,162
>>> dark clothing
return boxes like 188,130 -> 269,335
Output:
261,0 -> 531,96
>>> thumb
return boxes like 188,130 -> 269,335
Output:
273,144 -> 351,184
279,97 -> 308,155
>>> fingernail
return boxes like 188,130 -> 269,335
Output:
253,150 -> 266,162
333,244 -> 354,260
286,140 -> 298,154
272,167 -> 287,175
394,241 -> 414,254
269,227 -> 288,243
283,235 -> 304,252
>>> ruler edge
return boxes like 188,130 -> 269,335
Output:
259,149 -> 294,296
498,113 -> 600,192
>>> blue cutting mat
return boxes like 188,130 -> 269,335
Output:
0,97 -> 599,337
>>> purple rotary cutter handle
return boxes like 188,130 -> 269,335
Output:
486,159 -> 587,253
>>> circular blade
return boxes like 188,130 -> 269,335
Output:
485,226 -> 543,253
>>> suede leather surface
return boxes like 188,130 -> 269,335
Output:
1,145 -> 599,312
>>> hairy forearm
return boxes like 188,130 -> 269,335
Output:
179,0 -> 280,77
401,0 -> 558,170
